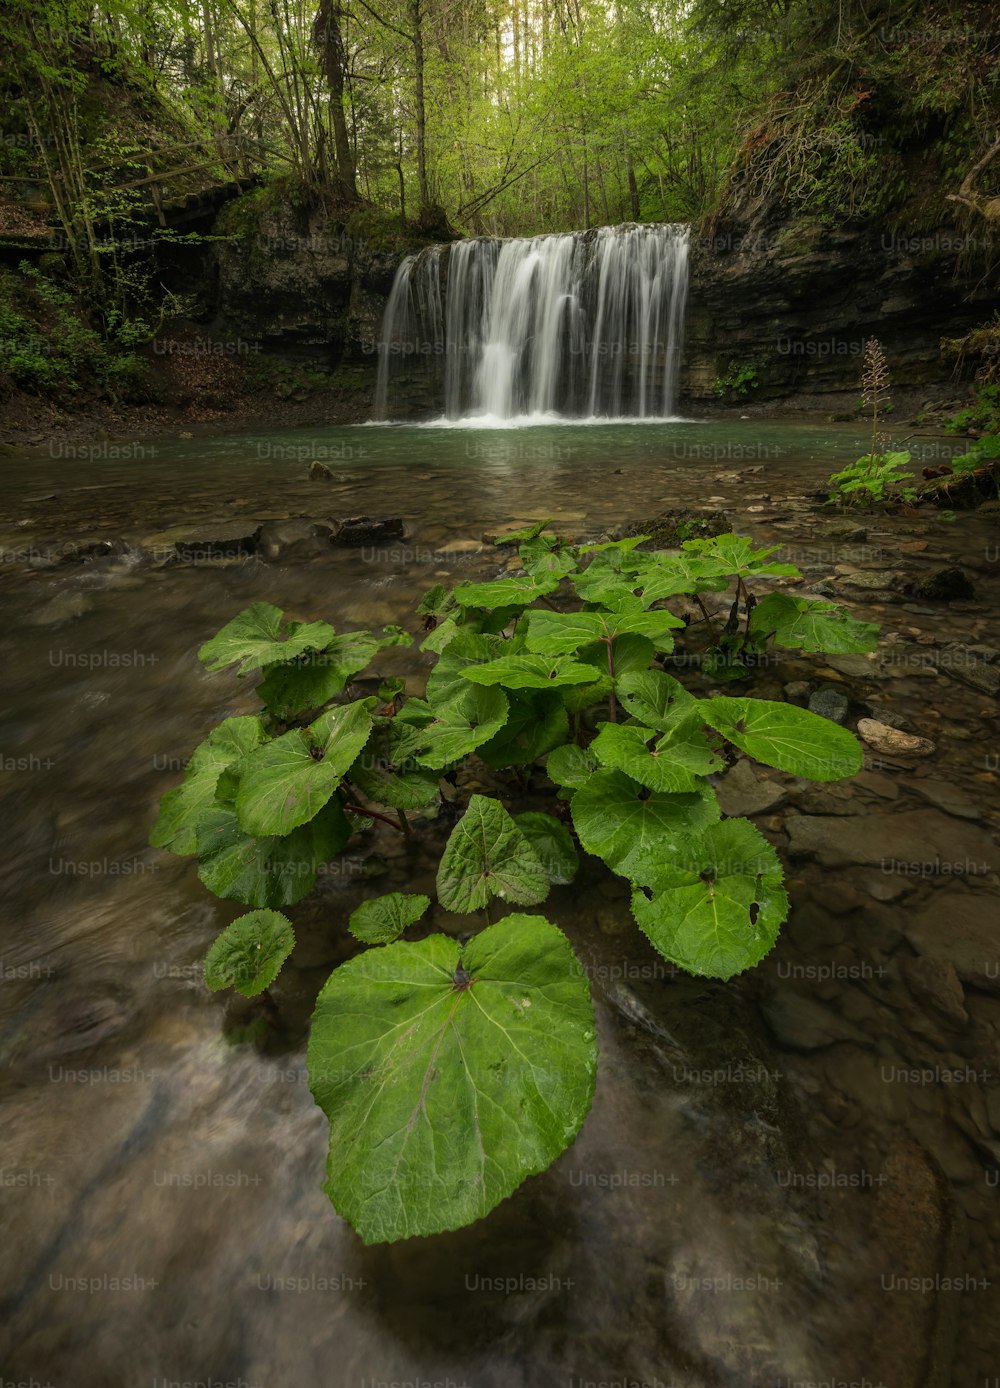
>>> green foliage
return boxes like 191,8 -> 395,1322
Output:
713,361 -> 759,399
152,528 -> 879,1244
204,910 -> 296,997
827,451 -> 917,508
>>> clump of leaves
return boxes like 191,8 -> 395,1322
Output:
151,528 -> 878,1245
827,338 -> 917,508
713,360 -> 759,399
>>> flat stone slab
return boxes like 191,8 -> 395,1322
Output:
904,892 -> 1000,994
785,810 -> 1000,876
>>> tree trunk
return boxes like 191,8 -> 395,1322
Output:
313,0 -> 357,201
410,0 -> 429,210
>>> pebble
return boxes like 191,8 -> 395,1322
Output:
808,687 -> 850,723
857,719 -> 935,756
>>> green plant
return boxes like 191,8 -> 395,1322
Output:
828,338 -> 917,508
713,361 -> 759,399
151,527 -> 878,1245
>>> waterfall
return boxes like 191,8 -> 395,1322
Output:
373,222 -> 689,423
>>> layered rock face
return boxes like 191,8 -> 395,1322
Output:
683,213 -> 999,409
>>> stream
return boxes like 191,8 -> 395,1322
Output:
0,417 -> 998,1388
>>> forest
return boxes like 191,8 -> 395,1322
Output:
3,0 -> 999,260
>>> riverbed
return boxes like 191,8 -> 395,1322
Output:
0,417 -> 997,1387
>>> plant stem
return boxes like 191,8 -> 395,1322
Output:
605,636 -> 617,722
694,594 -> 717,637
397,807 -> 411,837
343,801 -> 407,833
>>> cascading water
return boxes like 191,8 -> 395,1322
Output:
373,222 -> 690,424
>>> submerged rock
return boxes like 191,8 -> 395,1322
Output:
914,566 -> 976,600
808,686 -> 850,723
308,460 -> 334,479
332,516 -> 405,548
857,718 -> 935,756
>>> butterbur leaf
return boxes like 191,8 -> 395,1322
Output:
476,691 -> 569,769
394,686 -> 509,769
199,602 -> 334,676
570,769 -> 720,886
680,534 -> 800,581
307,914 -> 596,1242
437,795 -> 549,913
349,720 -> 441,809
514,812 -> 579,884
700,696 -> 863,781
204,910 -> 295,997
462,654 -> 604,689
630,819 -> 788,979
590,722 -> 714,793
616,669 -> 698,727
348,892 -> 430,945
235,701 -> 375,835
150,715 -> 267,855
453,572 -> 561,609
420,614 -> 465,653
196,800 -> 352,907
526,608 -> 682,655
546,743 -> 597,788
417,584 -> 456,618
749,594 -> 879,654
492,519 -> 554,545
257,632 -> 381,717
425,632 -> 507,708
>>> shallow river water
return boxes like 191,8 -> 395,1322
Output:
0,418 -> 998,1388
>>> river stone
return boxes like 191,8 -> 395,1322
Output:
904,892 -> 1000,994
824,652 -> 886,680
762,989 -> 871,1050
836,569 -> 902,590
857,719 -> 935,756
332,516 -> 405,547
808,686 -> 850,723
900,957 -> 968,1027
784,680 -> 811,706
909,779 -> 982,821
26,591 -> 95,626
784,810 -> 1000,875
714,759 -> 788,816
308,460 -> 333,479
914,566 -> 976,600
257,518 -> 334,561
934,645 -> 1000,698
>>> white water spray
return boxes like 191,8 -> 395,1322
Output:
374,223 -> 689,423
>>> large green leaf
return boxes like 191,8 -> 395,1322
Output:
257,631 -> 395,718
453,572 -> 562,609
425,632 -> 508,708
680,534 -> 800,582
347,719 -> 441,810
394,685 -> 509,770
235,701 -> 375,835
546,743 -> 597,788
196,800 -> 352,906
348,892 -> 430,945
616,669 -> 698,727
461,653 -> 604,689
749,594 -> 880,654
525,608 -> 683,655
700,696 -> 863,781
198,603 -> 334,676
519,536 -> 579,582
476,690 -> 569,769
570,769 -> 720,886
150,715 -> 267,855
590,719 -> 720,793
436,795 -> 550,913
307,914 -> 596,1242
204,910 -> 295,997
630,819 -> 788,980
513,812 -> 579,884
